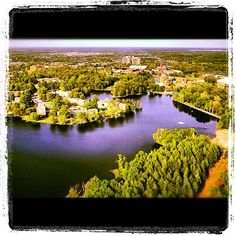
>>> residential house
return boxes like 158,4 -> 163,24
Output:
55,90 -> 70,98
97,99 -> 109,109
67,98 -> 86,106
37,102 -> 46,116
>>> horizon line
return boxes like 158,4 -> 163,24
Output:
9,39 -> 228,49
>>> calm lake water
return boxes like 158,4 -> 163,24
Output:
7,94 -> 217,198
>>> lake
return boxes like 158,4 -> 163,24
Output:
7,94 -> 217,198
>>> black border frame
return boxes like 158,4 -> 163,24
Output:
8,5 -> 229,232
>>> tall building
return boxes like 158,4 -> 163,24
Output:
131,56 -> 141,65
121,56 -> 131,64
121,56 -> 141,65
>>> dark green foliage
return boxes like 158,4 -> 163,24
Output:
173,83 -> 229,128
156,51 -> 228,75
83,95 -> 99,109
67,128 -> 220,198
112,73 -> 154,97
29,112 -> 39,121
217,110 -> 231,129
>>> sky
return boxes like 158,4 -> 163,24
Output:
9,39 -> 228,49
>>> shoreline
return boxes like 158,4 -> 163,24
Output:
172,99 -> 221,119
112,92 -> 145,98
8,93 -> 221,126
7,111 -> 137,126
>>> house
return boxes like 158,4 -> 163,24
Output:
55,90 -> 70,98
67,98 -> 86,106
14,97 -> 20,103
97,99 -> 109,109
68,106 -> 80,116
36,102 -> 46,116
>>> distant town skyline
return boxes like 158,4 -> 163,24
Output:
9,39 -> 228,49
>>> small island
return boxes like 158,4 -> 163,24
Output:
8,89 -> 142,125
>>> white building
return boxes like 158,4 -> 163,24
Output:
97,99 -> 109,109
56,90 -> 70,98
122,56 -> 141,65
121,56 -> 131,64
129,65 -> 147,71
36,102 -> 46,116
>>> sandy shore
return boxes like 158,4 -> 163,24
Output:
214,129 -> 228,149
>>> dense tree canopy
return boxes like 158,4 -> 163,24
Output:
67,128 -> 221,198
173,82 -> 230,128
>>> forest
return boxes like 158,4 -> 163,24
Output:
143,51 -> 228,75
173,81 -> 230,128
67,128 -> 227,198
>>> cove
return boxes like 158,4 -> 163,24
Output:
7,94 -> 217,198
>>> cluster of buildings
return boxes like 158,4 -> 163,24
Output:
121,56 -> 141,65
152,66 -> 182,76
31,89 -> 127,118
154,76 -> 193,88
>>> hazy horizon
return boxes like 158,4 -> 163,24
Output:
9,39 -> 228,49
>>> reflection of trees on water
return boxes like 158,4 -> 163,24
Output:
152,143 -> 161,150
108,117 -> 125,127
77,121 -> 104,133
56,125 -> 73,136
50,124 -> 57,133
123,94 -> 143,100
50,124 -> 73,136
172,101 -> 218,123
29,123 -> 41,131
148,94 -> 162,100
148,94 -> 156,100
10,117 -> 41,130
108,112 -> 135,128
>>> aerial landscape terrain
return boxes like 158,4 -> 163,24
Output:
7,46 -> 229,198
